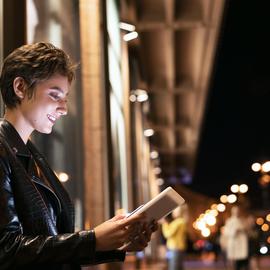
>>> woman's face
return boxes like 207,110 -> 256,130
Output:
19,74 -> 70,134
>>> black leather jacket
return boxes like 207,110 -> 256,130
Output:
0,119 -> 125,270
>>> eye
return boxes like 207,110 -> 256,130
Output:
49,92 -> 61,101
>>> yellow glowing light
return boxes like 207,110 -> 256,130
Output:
129,94 -> 136,102
196,220 -> 206,231
251,162 -> 261,172
266,214 -> 270,222
144,128 -> 154,137
205,215 -> 216,226
150,150 -> 159,159
209,209 -> 219,216
203,213 -> 210,220
58,172 -> 69,182
153,167 -> 161,174
123,31 -> 138,41
260,246 -> 268,255
262,161 -> 270,172
231,184 -> 239,193
262,223 -> 269,232
156,178 -> 164,186
239,184 -> 248,193
217,203 -> 226,212
136,91 -> 148,102
220,195 -> 228,203
119,22 -> 136,32
256,217 -> 264,226
260,174 -> 270,185
201,228 -> 211,237
227,194 -> 237,203
211,204 -> 217,210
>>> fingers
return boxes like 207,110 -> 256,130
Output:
120,221 -> 159,252
122,232 -> 149,252
94,218 -> 133,251
119,213 -> 145,227
150,220 -> 158,232
124,219 -> 157,240
143,224 -> 152,242
95,215 -> 157,251
110,214 -> 126,222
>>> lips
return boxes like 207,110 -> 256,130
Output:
47,114 -> 56,124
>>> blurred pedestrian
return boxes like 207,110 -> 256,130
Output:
223,205 -> 249,270
162,205 -> 188,270
219,225 -> 229,268
246,214 -> 260,270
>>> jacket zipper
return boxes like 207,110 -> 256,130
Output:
32,176 -> 62,213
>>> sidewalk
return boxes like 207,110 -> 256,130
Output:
122,255 -> 270,270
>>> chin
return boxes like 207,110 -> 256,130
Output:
37,127 -> 53,134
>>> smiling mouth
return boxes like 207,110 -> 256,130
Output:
47,114 -> 56,124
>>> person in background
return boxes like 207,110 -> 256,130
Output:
223,205 -> 249,270
0,42 -> 157,270
162,205 -> 188,270
219,225 -> 229,268
246,213 -> 260,270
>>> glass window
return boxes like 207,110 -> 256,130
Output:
0,0 -> 3,114
26,0 -> 83,230
106,0 -> 129,212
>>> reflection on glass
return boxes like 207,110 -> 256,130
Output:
107,0 -> 129,212
26,0 -> 83,229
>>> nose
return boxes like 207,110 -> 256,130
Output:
57,100 -> 68,116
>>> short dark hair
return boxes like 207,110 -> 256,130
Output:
0,42 -> 76,108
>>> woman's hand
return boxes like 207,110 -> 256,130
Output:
94,214 -> 144,251
119,220 -> 158,252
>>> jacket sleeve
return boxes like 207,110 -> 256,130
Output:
0,158 -> 125,269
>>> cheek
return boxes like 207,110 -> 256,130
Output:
26,106 -> 47,123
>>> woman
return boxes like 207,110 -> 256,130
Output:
0,42 -> 156,270
162,206 -> 188,270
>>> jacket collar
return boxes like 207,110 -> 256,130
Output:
0,118 -> 75,232
0,118 -> 31,158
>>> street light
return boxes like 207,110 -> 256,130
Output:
239,184 -> 248,193
251,161 -> 270,208
230,183 -> 249,194
252,161 -> 270,174
252,161 -> 270,186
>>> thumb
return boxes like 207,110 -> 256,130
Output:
120,213 -> 145,227
110,214 -> 127,222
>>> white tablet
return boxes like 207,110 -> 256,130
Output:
127,186 -> 185,222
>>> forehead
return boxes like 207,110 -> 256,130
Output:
37,74 -> 70,93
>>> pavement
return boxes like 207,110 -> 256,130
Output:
122,255 -> 270,270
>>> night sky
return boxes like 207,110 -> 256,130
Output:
192,0 -> 270,210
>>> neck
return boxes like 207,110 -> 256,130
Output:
4,109 -> 33,144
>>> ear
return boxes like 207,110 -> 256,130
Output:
13,77 -> 27,99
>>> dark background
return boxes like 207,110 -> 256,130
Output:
192,0 -> 270,210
